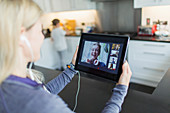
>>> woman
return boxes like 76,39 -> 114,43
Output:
86,42 -> 105,66
0,0 -> 132,113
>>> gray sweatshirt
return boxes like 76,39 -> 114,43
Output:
0,65 -> 128,113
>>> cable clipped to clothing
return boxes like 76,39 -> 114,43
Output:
73,71 -> 81,112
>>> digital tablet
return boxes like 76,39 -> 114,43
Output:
75,33 -> 130,82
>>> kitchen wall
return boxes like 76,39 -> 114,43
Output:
142,5 -> 170,31
95,0 -> 141,33
40,0 -> 143,33
41,10 -> 97,29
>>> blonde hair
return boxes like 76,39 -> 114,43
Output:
0,0 -> 43,83
27,69 -> 45,83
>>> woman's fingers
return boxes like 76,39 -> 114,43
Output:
117,61 -> 132,87
71,46 -> 79,65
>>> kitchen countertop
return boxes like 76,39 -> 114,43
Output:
45,32 -> 170,43
34,65 -> 170,113
86,32 -> 170,43
66,35 -> 81,37
65,33 -> 170,43
131,36 -> 170,43
44,35 -> 81,38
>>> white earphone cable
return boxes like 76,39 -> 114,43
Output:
21,35 -> 35,80
73,71 -> 81,112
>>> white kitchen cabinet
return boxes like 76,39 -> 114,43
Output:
57,0 -> 96,11
35,37 -> 80,69
51,0 -> 71,12
128,40 -> 170,87
43,0 -> 52,12
134,0 -> 170,8
134,0 -> 158,8
72,0 -> 96,10
158,0 -> 170,6
33,0 -> 45,11
33,0 -> 52,12
35,0 -> 96,12
61,0 -> 72,11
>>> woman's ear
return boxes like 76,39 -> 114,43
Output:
20,35 -> 31,48
19,27 -> 26,47
20,27 -> 26,34
19,35 -> 25,48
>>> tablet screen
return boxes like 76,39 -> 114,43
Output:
75,33 -> 129,82
80,41 -> 122,74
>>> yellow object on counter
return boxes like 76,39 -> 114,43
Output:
65,19 -> 76,31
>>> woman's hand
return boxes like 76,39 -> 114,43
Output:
117,61 -> 132,87
71,46 -> 79,65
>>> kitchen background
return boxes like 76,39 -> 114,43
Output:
34,0 -> 170,88
39,0 -> 170,34
40,0 -> 141,33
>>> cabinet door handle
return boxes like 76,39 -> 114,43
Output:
143,67 -> 164,72
143,52 -> 165,56
143,44 -> 165,47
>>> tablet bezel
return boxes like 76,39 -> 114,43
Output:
75,33 -> 130,82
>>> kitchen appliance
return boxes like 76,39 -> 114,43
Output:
75,27 -> 83,35
137,25 -> 156,36
155,21 -> 169,37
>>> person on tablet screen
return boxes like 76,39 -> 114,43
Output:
86,42 -> 105,67
109,57 -> 116,69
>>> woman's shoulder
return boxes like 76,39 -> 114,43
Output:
1,81 -> 73,113
23,91 -> 73,113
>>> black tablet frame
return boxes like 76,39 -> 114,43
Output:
75,33 -> 130,82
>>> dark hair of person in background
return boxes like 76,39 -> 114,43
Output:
52,19 -> 60,26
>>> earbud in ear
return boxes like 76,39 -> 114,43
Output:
20,35 -> 31,48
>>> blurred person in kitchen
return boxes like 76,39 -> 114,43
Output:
0,0 -> 132,113
51,19 -> 69,71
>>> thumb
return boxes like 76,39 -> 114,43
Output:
122,61 -> 128,74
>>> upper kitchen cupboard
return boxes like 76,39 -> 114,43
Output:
52,0 -> 96,11
51,0 -> 71,12
134,0 -> 170,8
33,0 -> 52,12
71,0 -> 96,10
33,0 -> 96,12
